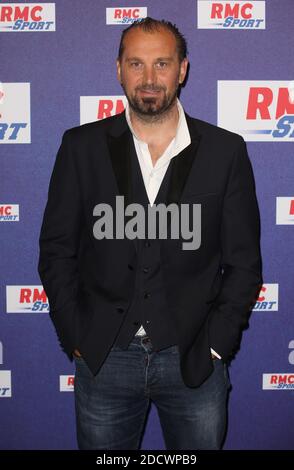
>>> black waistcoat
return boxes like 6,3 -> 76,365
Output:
113,140 -> 178,351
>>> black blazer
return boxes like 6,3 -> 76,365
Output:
38,110 -> 262,387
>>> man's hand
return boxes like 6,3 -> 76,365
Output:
73,349 -> 82,358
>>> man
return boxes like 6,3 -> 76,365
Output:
38,18 -> 262,450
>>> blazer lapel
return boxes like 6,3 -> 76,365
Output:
106,110 -> 202,243
107,113 -> 137,254
163,114 -> 202,237
107,117 -> 133,207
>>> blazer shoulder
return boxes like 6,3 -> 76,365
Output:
61,112 -> 126,142
187,114 -> 244,148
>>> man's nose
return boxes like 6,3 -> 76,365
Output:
143,65 -> 156,84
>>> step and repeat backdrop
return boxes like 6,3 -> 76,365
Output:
1,0 -> 293,450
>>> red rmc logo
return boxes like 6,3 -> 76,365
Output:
97,99 -> 125,120
0,206 -> 12,215
246,88 -> 294,120
211,3 -> 253,19
20,288 -> 47,303
0,6 -> 43,22
114,9 -> 140,19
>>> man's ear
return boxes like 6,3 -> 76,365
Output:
179,58 -> 189,84
116,59 -> 122,84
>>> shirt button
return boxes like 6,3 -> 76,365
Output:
144,241 -> 151,247
143,267 -> 149,273
144,292 -> 151,299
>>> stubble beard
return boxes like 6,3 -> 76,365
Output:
122,81 -> 180,124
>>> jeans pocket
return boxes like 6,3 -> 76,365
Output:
212,359 -> 231,389
171,345 -> 179,354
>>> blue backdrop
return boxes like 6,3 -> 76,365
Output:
0,0 -> 293,450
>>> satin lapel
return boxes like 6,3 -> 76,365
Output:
166,138 -> 201,206
164,114 -> 202,233
106,111 -> 202,245
106,113 -> 137,253
107,129 -> 133,207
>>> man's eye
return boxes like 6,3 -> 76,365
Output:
130,62 -> 142,68
156,62 -> 168,69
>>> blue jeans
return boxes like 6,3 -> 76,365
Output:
74,335 -> 231,450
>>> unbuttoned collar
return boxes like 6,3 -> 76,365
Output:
124,97 -> 191,159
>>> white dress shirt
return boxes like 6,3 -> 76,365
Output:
125,98 -> 191,207
125,99 -> 221,359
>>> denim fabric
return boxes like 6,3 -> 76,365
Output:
74,335 -> 231,450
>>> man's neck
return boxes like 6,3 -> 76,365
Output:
129,101 -> 179,145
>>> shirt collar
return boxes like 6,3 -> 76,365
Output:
125,97 -> 191,154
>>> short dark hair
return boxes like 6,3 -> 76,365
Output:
117,17 -> 188,63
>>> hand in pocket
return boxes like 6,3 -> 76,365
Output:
73,349 -> 82,358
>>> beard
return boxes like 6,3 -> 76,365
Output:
122,81 -> 179,121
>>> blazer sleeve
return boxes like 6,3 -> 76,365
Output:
38,129 -> 82,356
208,137 -> 263,361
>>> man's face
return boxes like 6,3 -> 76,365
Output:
117,27 -> 188,119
